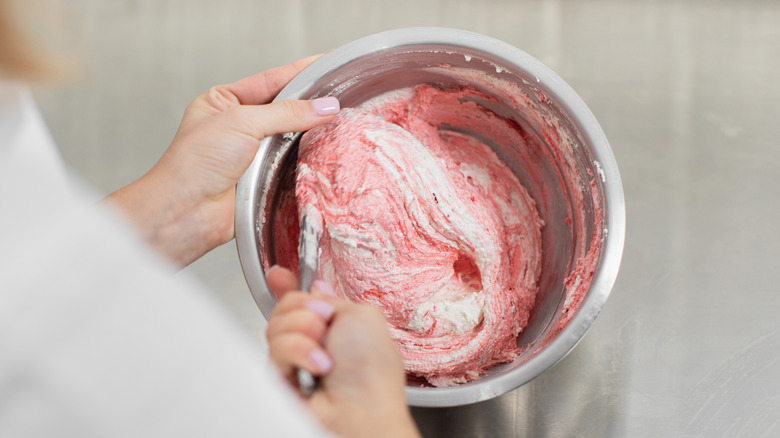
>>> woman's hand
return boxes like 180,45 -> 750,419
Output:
265,266 -> 422,438
104,55 -> 339,267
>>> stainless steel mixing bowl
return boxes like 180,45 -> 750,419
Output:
235,27 -> 625,407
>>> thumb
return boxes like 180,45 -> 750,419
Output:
240,97 -> 340,139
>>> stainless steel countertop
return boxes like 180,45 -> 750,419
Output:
35,1 -> 780,436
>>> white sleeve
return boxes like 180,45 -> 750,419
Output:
0,85 -> 335,438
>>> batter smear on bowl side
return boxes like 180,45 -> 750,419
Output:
291,84 -> 545,387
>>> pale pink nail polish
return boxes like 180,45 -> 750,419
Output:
313,279 -> 337,296
310,349 -> 333,374
311,96 -> 340,116
305,300 -> 335,320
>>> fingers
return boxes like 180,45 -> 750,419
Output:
268,332 -> 333,378
266,265 -> 299,299
267,299 -> 335,378
224,54 -> 324,105
270,290 -> 338,320
312,279 -> 337,296
266,273 -> 342,384
267,298 -> 334,379
191,56 -> 340,144
267,266 -> 340,299
235,97 -> 340,140
196,54 -> 328,115
267,306 -> 330,341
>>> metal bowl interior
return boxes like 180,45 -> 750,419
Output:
235,28 -> 625,407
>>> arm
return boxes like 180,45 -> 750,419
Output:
104,55 -> 339,267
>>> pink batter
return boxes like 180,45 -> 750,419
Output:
295,85 -> 544,386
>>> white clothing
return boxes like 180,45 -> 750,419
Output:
0,83 -> 332,437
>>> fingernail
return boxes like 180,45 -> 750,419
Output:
306,300 -> 335,320
266,265 -> 281,275
311,96 -> 339,116
313,279 -> 337,296
310,349 -> 333,373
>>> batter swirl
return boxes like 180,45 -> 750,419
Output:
296,85 -> 544,386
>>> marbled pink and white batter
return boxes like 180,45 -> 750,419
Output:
295,85 -> 544,386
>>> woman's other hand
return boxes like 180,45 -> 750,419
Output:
105,55 -> 338,266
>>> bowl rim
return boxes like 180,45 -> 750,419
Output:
235,27 -> 626,407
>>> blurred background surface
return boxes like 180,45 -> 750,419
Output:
31,0 -> 780,436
